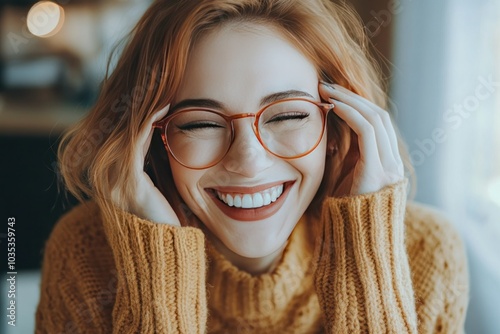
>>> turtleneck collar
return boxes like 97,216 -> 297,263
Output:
205,215 -> 318,327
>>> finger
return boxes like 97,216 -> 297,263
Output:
325,85 -> 402,167
140,104 -> 170,159
332,84 -> 400,163
318,81 -> 335,102
151,103 -> 171,123
328,99 -> 381,166
319,82 -> 399,164
321,85 -> 394,167
328,89 -> 393,166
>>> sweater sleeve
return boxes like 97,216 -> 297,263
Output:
314,178 -> 418,333
35,204 -> 207,334
103,208 -> 207,334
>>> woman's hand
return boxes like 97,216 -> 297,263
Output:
319,83 -> 405,196
111,105 -> 181,226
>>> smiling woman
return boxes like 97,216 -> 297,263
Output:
160,25 -> 329,262
35,0 -> 468,333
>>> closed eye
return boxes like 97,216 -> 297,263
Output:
176,121 -> 226,131
266,112 -> 310,123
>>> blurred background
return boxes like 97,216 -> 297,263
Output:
0,0 -> 499,333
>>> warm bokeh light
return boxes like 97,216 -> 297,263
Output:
488,177 -> 500,207
27,1 -> 65,38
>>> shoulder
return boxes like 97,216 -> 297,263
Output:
47,201 -> 103,246
404,201 -> 469,310
37,203 -> 116,332
404,201 -> 465,256
43,200 -> 112,267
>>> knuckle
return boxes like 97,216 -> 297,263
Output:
358,120 -> 375,135
379,111 -> 392,124
366,112 -> 383,127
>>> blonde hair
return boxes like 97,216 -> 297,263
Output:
58,0 -> 415,227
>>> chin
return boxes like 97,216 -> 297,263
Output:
232,246 -> 278,259
224,232 -> 289,259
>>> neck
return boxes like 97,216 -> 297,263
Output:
206,232 -> 288,275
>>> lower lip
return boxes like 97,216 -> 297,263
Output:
206,181 -> 295,222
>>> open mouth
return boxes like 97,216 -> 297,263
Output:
215,184 -> 284,208
205,181 -> 295,222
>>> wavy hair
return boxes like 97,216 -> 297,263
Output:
58,0 -> 415,228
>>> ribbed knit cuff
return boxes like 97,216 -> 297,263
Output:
103,208 -> 207,334
314,179 -> 417,333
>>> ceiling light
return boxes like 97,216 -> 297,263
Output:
27,1 -> 65,38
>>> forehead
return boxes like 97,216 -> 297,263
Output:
174,22 -> 319,107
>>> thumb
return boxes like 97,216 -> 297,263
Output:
151,104 -> 171,123
141,104 -> 171,158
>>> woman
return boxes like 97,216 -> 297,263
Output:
36,0 -> 469,333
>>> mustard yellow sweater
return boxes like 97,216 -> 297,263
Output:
35,179 -> 468,333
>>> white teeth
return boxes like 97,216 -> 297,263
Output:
216,184 -> 286,209
233,195 -> 242,208
242,194 -> 253,208
263,192 -> 271,205
252,193 -> 264,208
226,194 -> 234,207
271,189 -> 277,202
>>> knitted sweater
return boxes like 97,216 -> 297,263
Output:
35,179 -> 468,333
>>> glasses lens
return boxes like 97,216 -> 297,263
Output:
258,100 -> 324,157
166,110 -> 231,168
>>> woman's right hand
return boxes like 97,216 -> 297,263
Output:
111,105 -> 181,226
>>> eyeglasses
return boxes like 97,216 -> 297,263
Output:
153,97 -> 334,170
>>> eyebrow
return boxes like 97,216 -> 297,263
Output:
170,89 -> 315,112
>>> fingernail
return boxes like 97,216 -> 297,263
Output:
320,81 -> 335,90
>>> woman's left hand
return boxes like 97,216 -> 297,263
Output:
319,82 -> 405,196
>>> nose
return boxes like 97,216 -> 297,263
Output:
221,119 -> 274,177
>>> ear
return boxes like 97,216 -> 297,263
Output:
330,130 -> 360,197
342,130 -> 360,166
327,141 -> 338,156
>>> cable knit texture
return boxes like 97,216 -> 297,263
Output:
35,179 -> 469,333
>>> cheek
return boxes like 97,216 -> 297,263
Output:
293,143 -> 326,186
303,137 -> 327,185
308,132 -> 327,169
169,159 -> 185,190
169,159 -> 200,203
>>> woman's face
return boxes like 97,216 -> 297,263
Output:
169,23 -> 327,258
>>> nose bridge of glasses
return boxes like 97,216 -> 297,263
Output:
228,112 -> 258,135
228,112 -> 257,122
228,115 -> 260,149
224,112 -> 273,171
